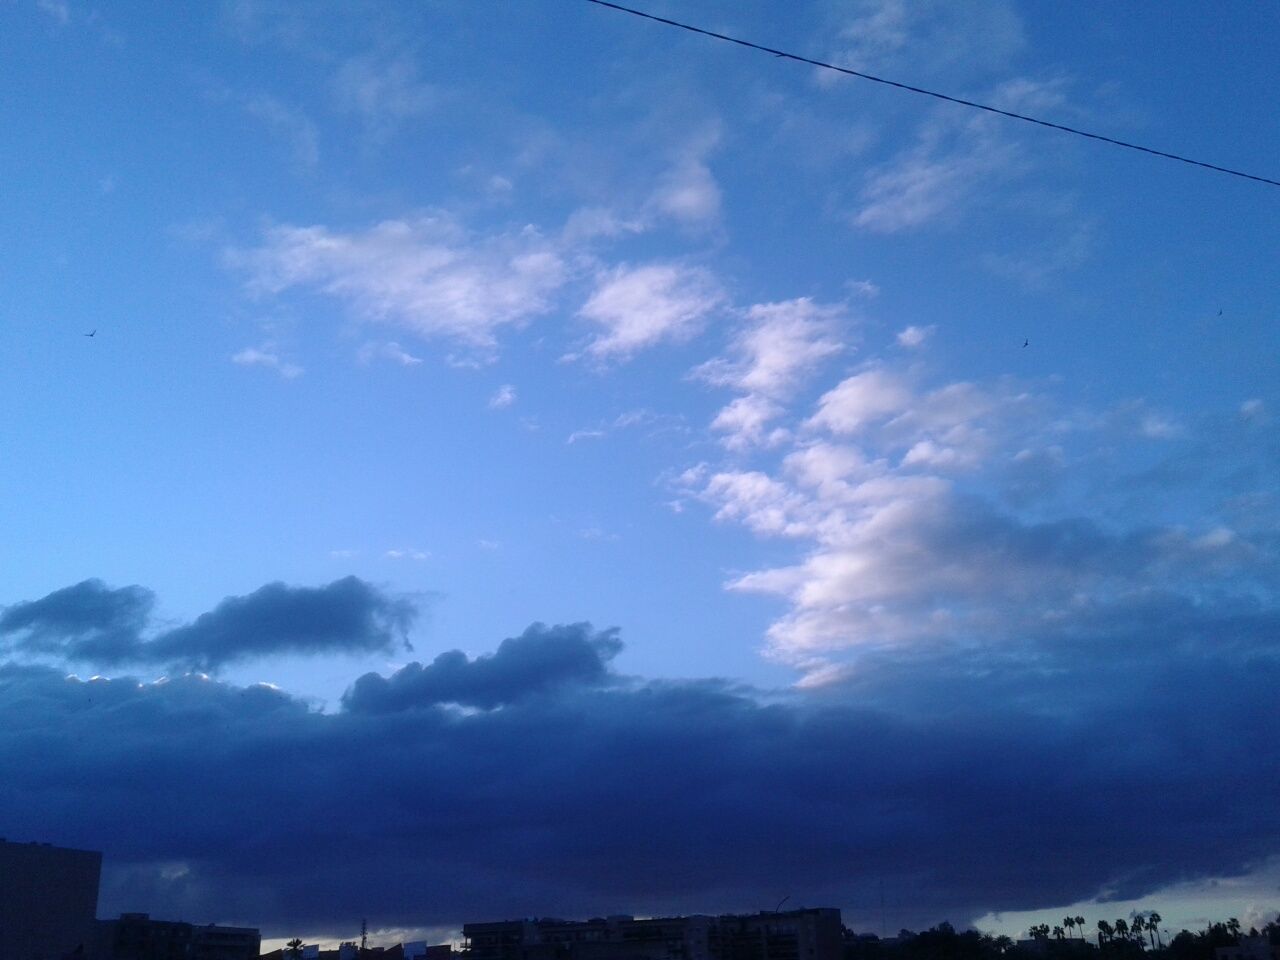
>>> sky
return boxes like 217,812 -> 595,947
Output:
1,0 -> 1279,949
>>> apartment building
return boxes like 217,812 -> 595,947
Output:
0,837 -> 103,960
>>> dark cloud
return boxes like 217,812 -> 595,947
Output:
2,601 -> 1279,940
0,576 -> 413,671
0,579 -> 154,662
144,576 -> 415,671
342,621 -> 621,712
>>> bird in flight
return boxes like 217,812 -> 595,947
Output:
83,329 -> 96,337
1022,338 -> 1029,348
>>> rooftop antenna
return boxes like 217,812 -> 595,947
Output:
361,919 -> 368,952
775,896 -> 790,913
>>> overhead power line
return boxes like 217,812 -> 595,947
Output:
584,0 -> 1280,190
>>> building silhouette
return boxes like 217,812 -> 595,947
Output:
462,909 -> 842,960
0,837 -> 259,960
93,912 -> 259,960
0,838 -> 102,960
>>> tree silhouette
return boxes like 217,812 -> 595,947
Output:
1098,921 -> 1114,946
1147,913 -> 1163,950
286,939 -> 304,960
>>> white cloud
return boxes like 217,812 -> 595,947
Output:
233,216 -> 568,360
901,439 -> 966,469
1140,413 -> 1179,439
807,368 -> 912,434
385,548 -> 429,561
703,470 -> 812,539
1240,399 -> 1267,422
682,349 -> 1272,684
650,126 -> 722,225
357,341 -> 423,366
896,324 -> 934,348
710,396 -> 790,452
231,345 -> 303,379
560,206 -> 646,244
488,384 -> 517,409
650,158 -> 721,224
574,262 -> 724,362
694,298 -> 847,450
696,299 -> 846,398
647,128 -> 724,227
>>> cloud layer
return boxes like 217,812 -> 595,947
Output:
1,601 -> 1278,939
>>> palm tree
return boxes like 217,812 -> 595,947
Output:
1115,920 -> 1129,941
1054,927 -> 1066,941
1098,921 -> 1114,946
1226,919 -> 1241,941
1148,914 -> 1163,950
286,939 -> 304,960
1077,918 -> 1087,943
1140,915 -> 1156,950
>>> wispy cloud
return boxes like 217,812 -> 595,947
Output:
357,340 -> 423,366
333,55 -> 438,143
896,324 -> 935,348
231,216 -> 567,362
231,344 -> 303,379
244,95 -> 320,170
488,384 -> 517,409
646,127 -> 723,227
565,409 -> 684,445
852,77 -> 1070,233
822,0 -> 1026,85
384,548 -> 430,561
1240,398 -> 1267,422
37,0 -> 71,26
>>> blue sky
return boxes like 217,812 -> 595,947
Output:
1,0 -> 1278,948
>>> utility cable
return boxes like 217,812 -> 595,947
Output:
584,0 -> 1280,190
